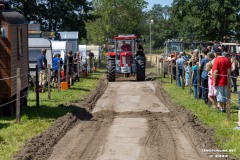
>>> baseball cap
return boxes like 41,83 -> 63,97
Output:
213,44 -> 222,53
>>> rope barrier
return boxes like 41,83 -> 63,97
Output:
0,99 -> 17,108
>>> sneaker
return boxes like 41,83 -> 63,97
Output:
234,126 -> 240,130
220,108 -> 226,113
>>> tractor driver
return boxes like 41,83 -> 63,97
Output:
121,41 -> 131,51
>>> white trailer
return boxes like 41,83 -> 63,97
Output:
28,38 -> 53,77
51,41 -> 73,62
59,32 -> 79,54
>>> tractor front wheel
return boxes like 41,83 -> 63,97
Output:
107,59 -> 116,82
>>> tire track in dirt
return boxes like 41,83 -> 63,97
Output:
14,76 -> 234,160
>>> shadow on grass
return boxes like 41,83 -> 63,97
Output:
68,88 -> 90,92
22,104 -> 92,121
84,76 -> 101,80
0,122 -> 11,130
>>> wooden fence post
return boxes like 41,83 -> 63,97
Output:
189,67 -> 192,94
47,64 -> 51,99
170,61 -> 173,84
66,58 -> 69,84
58,62 -> 61,93
16,68 -> 21,123
162,60 -> 164,78
176,63 -> 178,87
77,54 -> 80,80
182,65 -> 185,90
93,57 -> 95,73
167,62 -> 170,79
227,70 -> 231,120
35,65 -> 39,108
197,67 -> 201,99
98,55 -> 100,68
155,56 -> 157,75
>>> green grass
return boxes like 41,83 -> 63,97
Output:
0,69 -> 105,160
159,76 -> 240,159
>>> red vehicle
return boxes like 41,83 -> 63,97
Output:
106,34 -> 145,82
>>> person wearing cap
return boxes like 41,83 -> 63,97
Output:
200,48 -> 210,104
212,44 -> 231,112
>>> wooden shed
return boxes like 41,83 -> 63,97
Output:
0,2 -> 29,115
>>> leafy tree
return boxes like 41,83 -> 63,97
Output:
7,0 -> 95,39
145,4 -> 178,49
86,0 -> 147,44
171,0 -> 240,42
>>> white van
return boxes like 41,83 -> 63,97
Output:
51,41 -> 73,62
28,38 -> 53,77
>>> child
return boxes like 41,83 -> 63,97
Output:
206,61 -> 217,108
192,60 -> 198,98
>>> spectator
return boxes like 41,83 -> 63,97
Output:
207,45 -> 212,52
64,50 -> 74,77
230,56 -> 239,93
212,44 -> 231,112
74,51 -> 80,73
136,45 -> 145,58
200,47 -> 210,104
172,59 -> 177,80
191,49 -> 199,62
37,48 -> 47,92
192,60 -> 198,98
184,62 -> 190,87
176,54 -> 185,86
52,53 -> 63,83
206,53 -> 217,108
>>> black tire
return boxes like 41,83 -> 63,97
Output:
136,57 -> 145,81
107,59 -> 116,82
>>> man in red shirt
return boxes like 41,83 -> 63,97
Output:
121,41 -> 131,51
212,44 -> 231,112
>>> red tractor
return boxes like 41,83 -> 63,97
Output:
106,34 -> 145,82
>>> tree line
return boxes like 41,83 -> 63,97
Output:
7,0 -> 240,50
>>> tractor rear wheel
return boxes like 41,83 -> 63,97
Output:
107,59 -> 116,82
136,57 -> 145,81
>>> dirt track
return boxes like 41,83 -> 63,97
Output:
14,77 -> 229,160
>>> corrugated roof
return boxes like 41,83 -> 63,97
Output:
59,32 -> 78,39
2,11 -> 28,24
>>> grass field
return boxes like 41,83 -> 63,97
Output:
0,69 -> 104,160
159,76 -> 240,159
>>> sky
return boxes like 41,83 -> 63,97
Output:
146,0 -> 173,10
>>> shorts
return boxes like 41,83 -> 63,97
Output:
185,78 -> 189,86
208,78 -> 216,96
215,86 -> 228,103
39,70 -> 47,86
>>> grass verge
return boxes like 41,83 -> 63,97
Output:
0,69 -> 104,160
159,76 -> 240,159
